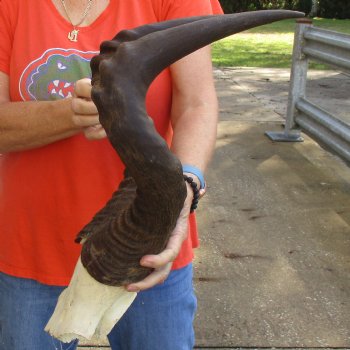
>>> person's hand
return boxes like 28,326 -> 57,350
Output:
126,183 -> 194,293
71,78 -> 106,140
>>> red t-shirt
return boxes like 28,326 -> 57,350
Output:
0,0 -> 222,286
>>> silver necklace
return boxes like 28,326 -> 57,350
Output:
60,0 -> 93,42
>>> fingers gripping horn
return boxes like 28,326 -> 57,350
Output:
78,10 -> 304,286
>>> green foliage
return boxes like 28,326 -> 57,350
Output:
318,0 -> 350,19
219,0 -> 261,13
298,0 -> 312,14
218,0 -> 350,19
219,0 -> 311,13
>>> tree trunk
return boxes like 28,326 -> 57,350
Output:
310,0 -> 318,16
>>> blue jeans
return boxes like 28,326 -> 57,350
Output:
0,264 -> 196,350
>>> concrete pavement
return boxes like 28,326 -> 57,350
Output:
78,67 -> 350,349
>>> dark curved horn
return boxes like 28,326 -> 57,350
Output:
117,10 -> 305,87
89,15 -> 213,77
112,15 -> 214,43
77,10 -> 305,286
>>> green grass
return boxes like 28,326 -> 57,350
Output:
212,18 -> 350,69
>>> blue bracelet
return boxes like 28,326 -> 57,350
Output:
182,164 -> 205,189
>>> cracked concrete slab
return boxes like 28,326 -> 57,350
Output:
215,67 -> 350,123
195,122 -> 350,348
194,68 -> 350,348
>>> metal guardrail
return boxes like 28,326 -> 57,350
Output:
265,18 -> 350,163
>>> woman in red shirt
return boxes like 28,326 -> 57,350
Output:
0,0 -> 221,349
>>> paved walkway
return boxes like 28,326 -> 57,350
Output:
78,68 -> 350,349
